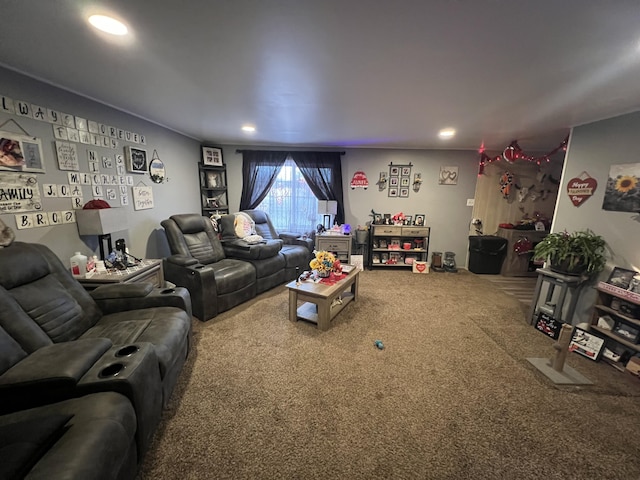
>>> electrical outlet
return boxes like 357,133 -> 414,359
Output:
466,198 -> 475,206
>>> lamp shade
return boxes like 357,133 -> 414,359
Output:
76,208 -> 126,235
317,200 -> 338,215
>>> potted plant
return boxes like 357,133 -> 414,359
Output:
532,229 -> 607,276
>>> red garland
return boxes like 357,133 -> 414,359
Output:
477,134 -> 569,175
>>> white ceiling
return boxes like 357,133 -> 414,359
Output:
2,1 -> 640,152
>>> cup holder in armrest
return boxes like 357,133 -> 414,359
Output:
161,288 -> 176,294
115,345 -> 139,357
99,363 -> 126,378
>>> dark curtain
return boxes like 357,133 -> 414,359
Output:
291,151 -> 345,225
240,150 -> 345,224
239,151 -> 288,210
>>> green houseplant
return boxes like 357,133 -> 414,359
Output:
532,229 -> 607,276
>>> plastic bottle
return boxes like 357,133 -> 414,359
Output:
70,252 -> 88,277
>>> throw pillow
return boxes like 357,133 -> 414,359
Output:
234,212 -> 255,239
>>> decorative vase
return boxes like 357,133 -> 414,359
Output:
317,270 -> 331,278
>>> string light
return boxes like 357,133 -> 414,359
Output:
477,135 -> 569,176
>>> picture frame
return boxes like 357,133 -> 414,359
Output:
125,146 -> 148,174
403,215 -> 412,225
606,267 -> 637,290
373,213 -> 382,224
390,166 -> 400,176
414,214 -> 425,226
399,188 -> 409,198
388,188 -> 398,197
401,166 -> 411,176
206,171 -> 223,188
401,176 -> 410,187
389,176 -> 399,187
202,146 -> 223,166
0,131 -> 45,173
569,327 -> 605,361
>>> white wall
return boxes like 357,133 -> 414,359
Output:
222,147 -> 479,264
552,111 -> 640,324
0,67 -> 202,264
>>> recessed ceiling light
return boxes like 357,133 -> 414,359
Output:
438,128 -> 456,139
88,15 -> 128,36
241,125 -> 256,133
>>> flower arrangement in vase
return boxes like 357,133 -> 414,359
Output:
310,251 -> 342,277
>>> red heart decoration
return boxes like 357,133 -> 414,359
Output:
416,263 -> 426,272
566,176 -> 597,207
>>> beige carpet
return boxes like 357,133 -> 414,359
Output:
138,270 -> 640,480
483,274 -> 538,310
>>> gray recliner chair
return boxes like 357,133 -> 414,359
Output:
161,214 -> 257,321
0,241 -> 192,456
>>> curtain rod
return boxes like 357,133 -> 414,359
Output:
235,149 -> 345,155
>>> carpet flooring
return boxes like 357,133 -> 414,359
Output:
483,274 -> 538,309
138,269 -> 640,480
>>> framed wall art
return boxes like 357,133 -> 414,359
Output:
0,131 -> 45,173
202,146 -> 223,166
125,146 -> 148,174
569,328 -> 604,361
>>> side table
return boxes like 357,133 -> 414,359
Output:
77,259 -> 165,290
527,267 -> 589,326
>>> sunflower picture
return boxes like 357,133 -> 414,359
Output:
602,162 -> 640,212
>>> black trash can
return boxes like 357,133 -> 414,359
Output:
468,235 -> 508,274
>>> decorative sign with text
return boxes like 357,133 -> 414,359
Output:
0,172 -> 42,213
132,185 -> 154,210
566,172 -> 597,207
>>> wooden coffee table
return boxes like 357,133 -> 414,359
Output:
286,266 -> 361,330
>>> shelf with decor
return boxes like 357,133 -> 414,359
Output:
589,280 -> 640,367
368,224 -> 429,269
199,146 -> 229,217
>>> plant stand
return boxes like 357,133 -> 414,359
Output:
527,268 -> 589,326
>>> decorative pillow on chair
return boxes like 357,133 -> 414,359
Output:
234,212 -> 256,238
234,212 -> 264,244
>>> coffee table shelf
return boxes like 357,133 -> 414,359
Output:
286,267 -> 360,330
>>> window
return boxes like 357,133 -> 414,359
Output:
256,158 -> 320,232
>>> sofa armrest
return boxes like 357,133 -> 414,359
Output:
222,238 -> 283,260
162,259 -> 218,321
90,283 -> 192,317
0,338 -> 112,414
280,233 -> 314,251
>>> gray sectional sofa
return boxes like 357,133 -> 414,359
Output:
0,241 -> 193,479
161,211 -> 314,321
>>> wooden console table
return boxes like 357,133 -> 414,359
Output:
77,259 -> 164,290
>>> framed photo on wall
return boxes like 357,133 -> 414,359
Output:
0,131 -> 45,173
202,146 -> 223,166
125,146 -> 148,173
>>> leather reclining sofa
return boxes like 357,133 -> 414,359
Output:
161,210 -> 314,321
0,241 -> 193,480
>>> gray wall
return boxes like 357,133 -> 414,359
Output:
0,67 -> 202,264
221,147 -> 479,265
552,111 -> 640,324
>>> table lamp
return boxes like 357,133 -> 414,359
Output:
317,200 -> 338,230
76,208 -> 126,260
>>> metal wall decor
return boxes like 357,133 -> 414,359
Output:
388,162 -> 412,197
149,150 -> 166,183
